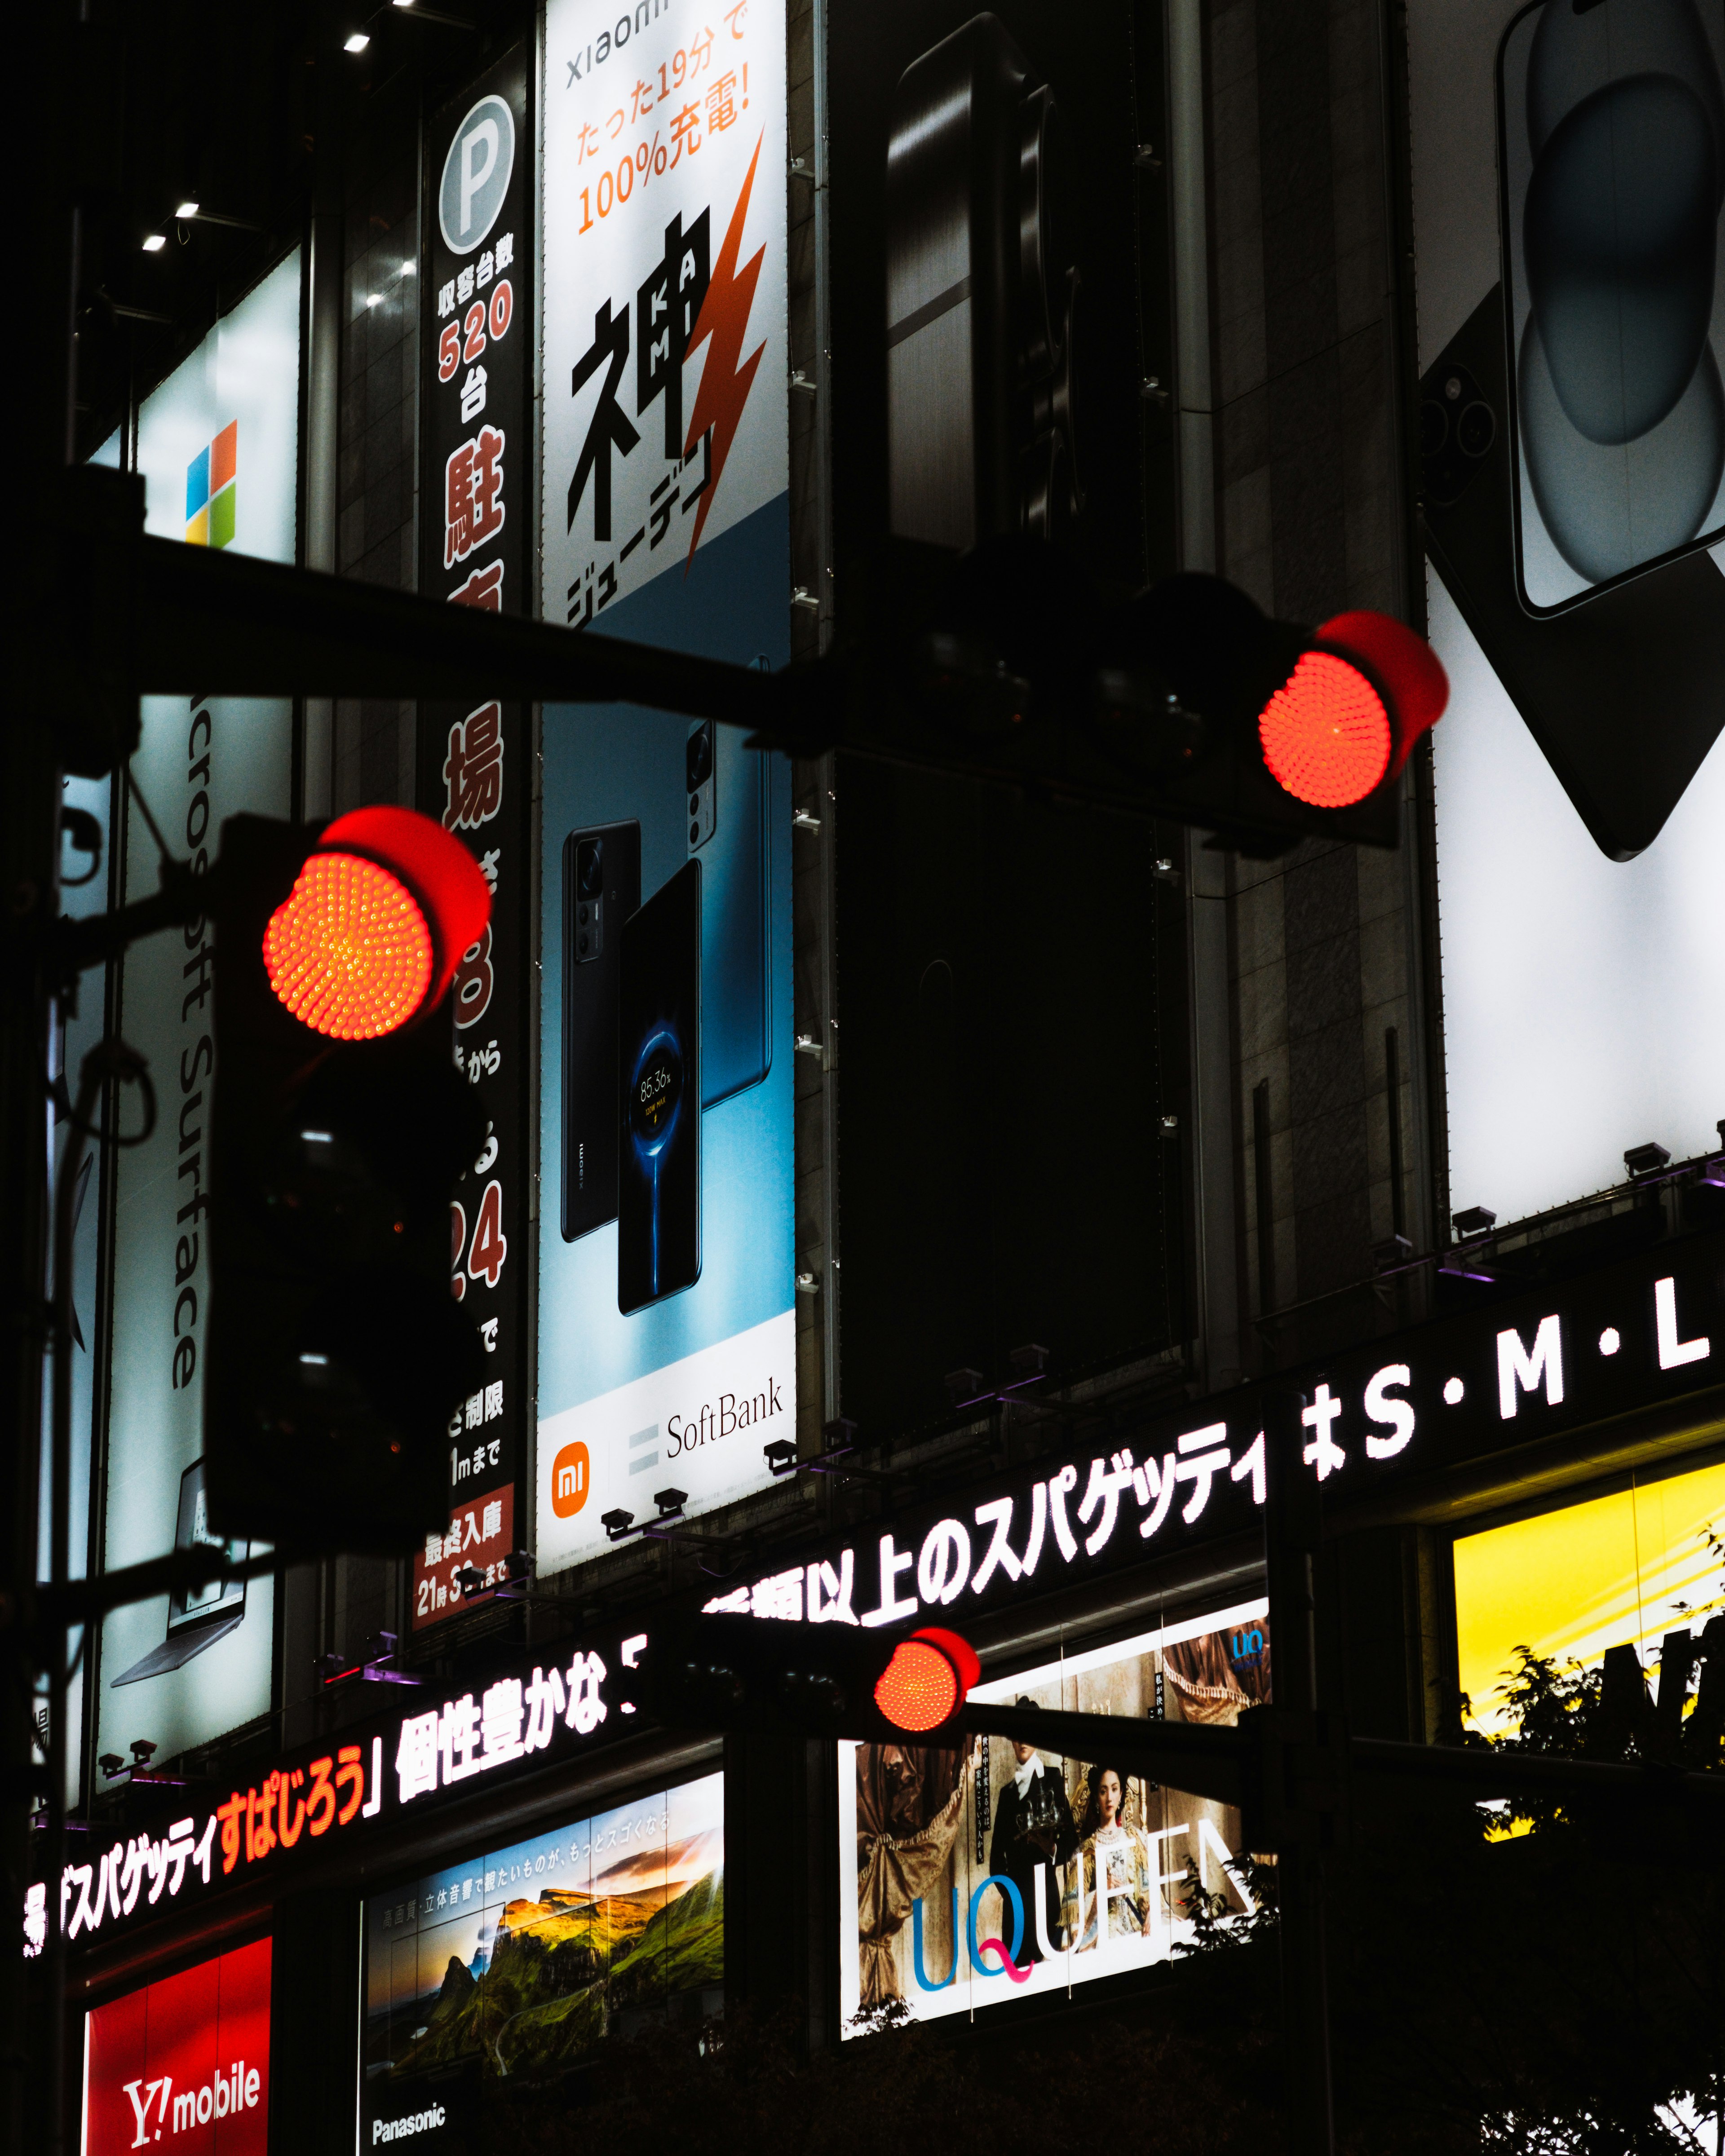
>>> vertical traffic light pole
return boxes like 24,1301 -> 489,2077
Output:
1264,1395 -> 1336,2156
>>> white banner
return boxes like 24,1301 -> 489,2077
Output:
541,0 -> 787,627
538,1307 -> 794,1568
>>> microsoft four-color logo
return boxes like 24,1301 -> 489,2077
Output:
186,421 -> 238,547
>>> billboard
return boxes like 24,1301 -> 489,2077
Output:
97,249 -> 301,1774
536,0 -> 792,1566
838,1604 -> 1269,2027
415,50 -> 533,1626
83,1936 -> 271,2156
1454,1457 -> 1725,1737
1411,0 -> 1725,1226
358,1771 -> 722,2147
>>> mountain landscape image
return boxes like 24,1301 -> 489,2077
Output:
367,1807 -> 725,2090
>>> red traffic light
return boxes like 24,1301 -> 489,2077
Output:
873,1626 -> 982,1733
262,807 -> 491,1041
1261,609 -> 1449,810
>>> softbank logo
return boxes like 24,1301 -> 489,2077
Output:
122,2060 -> 261,2144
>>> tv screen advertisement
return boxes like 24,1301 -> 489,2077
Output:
358,1772 -> 723,2147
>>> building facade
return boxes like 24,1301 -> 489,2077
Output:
46,0 -> 1725,2146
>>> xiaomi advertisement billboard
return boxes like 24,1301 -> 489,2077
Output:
535,0 -> 793,1569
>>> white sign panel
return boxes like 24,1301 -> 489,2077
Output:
97,250 -> 302,1775
1411,0 -> 1725,1226
541,0 -> 788,627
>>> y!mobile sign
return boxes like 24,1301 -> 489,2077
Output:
84,1937 -> 270,2155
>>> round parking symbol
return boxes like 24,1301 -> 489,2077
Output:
439,93 -> 515,255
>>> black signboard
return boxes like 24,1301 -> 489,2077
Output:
416,48 -> 534,1628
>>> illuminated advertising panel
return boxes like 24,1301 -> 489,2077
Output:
1454,1457 -> 1725,1737
415,49 -> 532,1628
83,1936 -> 271,2156
536,0 -> 792,1568
97,249 -> 301,1776
838,1607 -> 1268,2027
358,1772 -> 722,2148
1409,0 -> 1725,1224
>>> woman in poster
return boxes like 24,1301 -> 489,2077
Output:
1063,1765 -> 1155,1949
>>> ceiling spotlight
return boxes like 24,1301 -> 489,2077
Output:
400,260 -> 416,276
175,200 -> 199,219
366,293 -> 381,307
142,234 -> 166,252
344,29 -> 370,49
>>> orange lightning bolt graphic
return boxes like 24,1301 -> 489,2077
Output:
681,131 -> 768,567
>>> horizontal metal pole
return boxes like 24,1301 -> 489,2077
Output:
137,535 -> 813,733
40,1546 -> 279,1628
957,1701 -> 1247,1808
1350,1734 -> 1725,1805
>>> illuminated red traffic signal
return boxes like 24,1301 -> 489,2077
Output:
1124,573 -> 1449,847
1266,608 -> 1448,810
261,806 -> 490,1041
874,1627 -> 982,1733
652,1613 -> 982,1741
204,812 -> 488,1555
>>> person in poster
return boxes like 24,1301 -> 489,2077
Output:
1065,1766 -> 1155,1949
987,1702 -> 1078,1966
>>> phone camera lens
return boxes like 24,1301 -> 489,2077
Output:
1420,398 -> 1449,458
577,933 -> 589,955
690,820 -> 700,844
577,838 -> 604,897
686,725 -> 713,790
577,904 -> 589,926
689,794 -> 699,815
1456,399 -> 1495,459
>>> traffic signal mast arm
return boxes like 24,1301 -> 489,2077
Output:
956,1699 -> 1725,1838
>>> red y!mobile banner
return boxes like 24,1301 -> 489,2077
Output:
84,1936 -> 271,2155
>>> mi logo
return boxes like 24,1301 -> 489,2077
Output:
552,1439 -> 590,1518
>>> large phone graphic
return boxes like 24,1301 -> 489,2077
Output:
561,821 -> 641,1241
1497,0 -> 1725,612
885,15 -> 1080,551
618,858 -> 702,1312
688,718 -> 772,1107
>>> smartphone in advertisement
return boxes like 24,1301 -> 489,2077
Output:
561,820 -> 641,1242
1497,0 -> 1725,612
687,718 -> 772,1107
618,859 -> 702,1313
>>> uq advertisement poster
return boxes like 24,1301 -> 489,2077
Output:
94,250 -> 301,1775
358,1772 -> 723,2145
536,0 -> 793,1570
838,1605 -> 1271,2027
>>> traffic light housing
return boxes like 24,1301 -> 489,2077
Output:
650,1614 -> 981,1742
204,810 -> 491,1555
826,537 -> 1446,854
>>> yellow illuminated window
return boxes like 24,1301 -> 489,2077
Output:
1454,1459 -> 1725,1736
